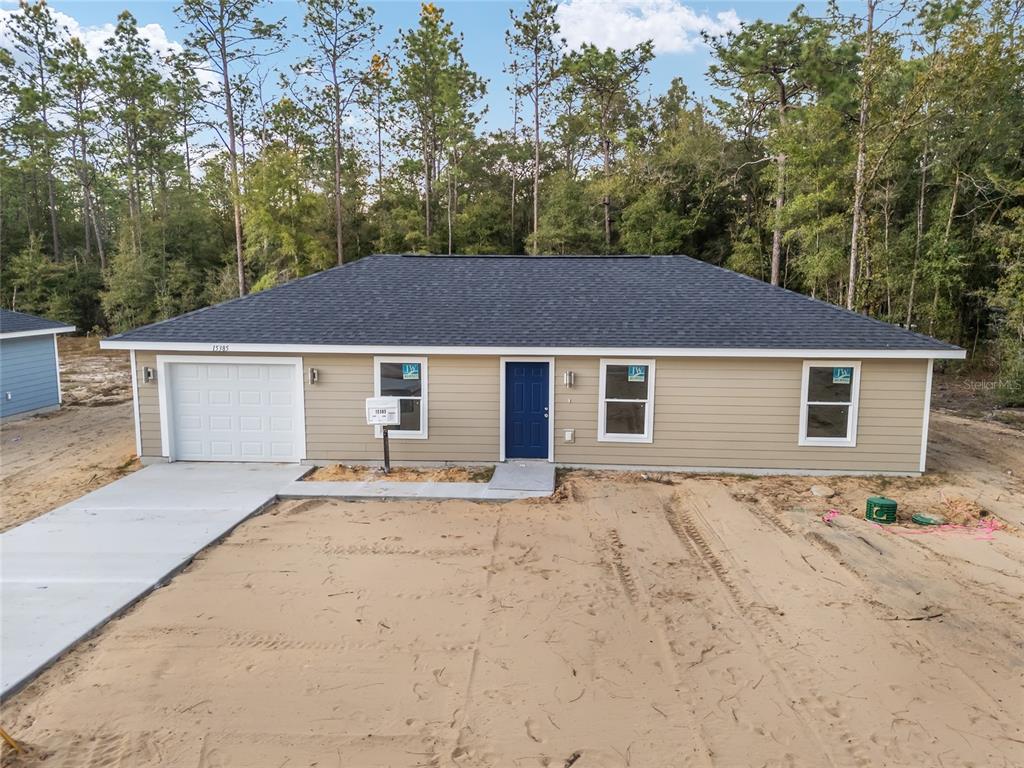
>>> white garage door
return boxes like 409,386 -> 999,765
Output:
167,361 -> 302,462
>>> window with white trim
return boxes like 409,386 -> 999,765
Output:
598,359 -> 654,442
374,357 -> 427,438
799,361 -> 860,447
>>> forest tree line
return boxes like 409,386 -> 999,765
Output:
1,0 -> 1022,401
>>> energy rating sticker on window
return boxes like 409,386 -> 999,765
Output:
800,361 -> 860,447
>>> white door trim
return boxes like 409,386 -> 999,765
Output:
156,354 -> 306,462
499,356 -> 555,463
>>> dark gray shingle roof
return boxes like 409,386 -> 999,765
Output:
0,309 -> 74,335
106,255 -> 960,352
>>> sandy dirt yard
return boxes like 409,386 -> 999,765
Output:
2,464 -> 1021,767
0,338 -> 136,532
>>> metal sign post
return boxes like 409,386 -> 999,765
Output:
366,396 -> 401,475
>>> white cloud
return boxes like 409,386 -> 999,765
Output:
0,7 -> 184,65
556,0 -> 741,54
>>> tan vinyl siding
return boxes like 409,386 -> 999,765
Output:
136,351 -> 161,457
303,354 -> 499,463
555,357 -> 926,472
134,350 -> 927,473
135,352 -> 500,463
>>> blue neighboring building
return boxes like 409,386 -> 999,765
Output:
0,309 -> 76,419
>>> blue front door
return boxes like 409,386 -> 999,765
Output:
505,362 -> 549,459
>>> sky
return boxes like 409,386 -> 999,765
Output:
2,0 -> 839,128
3,0 -> 840,131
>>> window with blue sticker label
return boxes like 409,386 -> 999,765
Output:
378,360 -> 426,435
802,363 -> 857,444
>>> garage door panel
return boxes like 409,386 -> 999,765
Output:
239,415 -> 262,432
207,366 -> 231,380
269,391 -> 293,407
209,415 -> 233,431
238,366 -> 263,381
268,367 -> 292,381
179,415 -> 203,430
238,390 -> 263,406
208,390 -> 232,406
168,362 -> 301,463
240,441 -> 265,458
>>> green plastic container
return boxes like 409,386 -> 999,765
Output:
866,496 -> 898,525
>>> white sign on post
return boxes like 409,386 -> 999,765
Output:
366,396 -> 401,426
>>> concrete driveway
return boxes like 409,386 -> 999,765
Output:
0,462 -> 306,697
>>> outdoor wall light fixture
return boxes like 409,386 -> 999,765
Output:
143,366 -> 155,384
309,367 -> 319,385
563,370 -> 575,389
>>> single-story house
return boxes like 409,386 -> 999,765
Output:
0,309 -> 76,420
100,255 -> 964,475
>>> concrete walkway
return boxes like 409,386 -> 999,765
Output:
281,480 -> 550,501
280,460 -> 555,501
489,460 -> 556,492
0,462 -> 306,697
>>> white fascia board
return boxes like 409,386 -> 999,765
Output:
99,339 -> 967,360
1,326 -> 76,340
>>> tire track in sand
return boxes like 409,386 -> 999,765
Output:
665,487 -> 872,768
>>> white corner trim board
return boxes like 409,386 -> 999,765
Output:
99,340 -> 968,361
920,358 -> 934,473
1,326 -> 76,341
53,333 -> 63,405
129,349 -> 143,458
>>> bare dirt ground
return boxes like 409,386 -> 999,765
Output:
2,355 -> 1021,765
308,464 -> 495,482
0,338 -> 136,532
2,465 -> 1021,767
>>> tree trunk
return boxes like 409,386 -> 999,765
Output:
332,61 -> 344,266
771,155 -> 785,286
532,51 -> 540,253
601,135 -> 611,249
847,0 -> 875,311
929,169 -> 959,335
768,80 -> 790,286
219,22 -> 246,297
447,157 -> 454,256
906,146 -> 927,327
424,141 -> 433,242
375,89 -> 384,190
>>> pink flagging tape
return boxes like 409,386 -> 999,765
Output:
888,517 -> 1003,540
822,510 -> 841,524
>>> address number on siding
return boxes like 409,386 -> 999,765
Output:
212,344 -> 229,352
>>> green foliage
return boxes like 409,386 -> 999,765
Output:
101,231 -> 159,333
0,0 -> 1021,397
